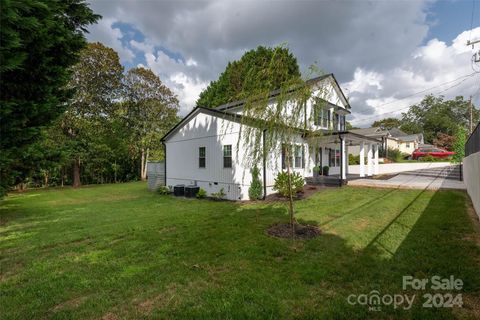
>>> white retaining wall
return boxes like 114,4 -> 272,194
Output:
348,162 -> 451,175
463,152 -> 480,217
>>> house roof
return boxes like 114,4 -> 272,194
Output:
160,107 -> 245,142
349,127 -> 389,137
161,106 -> 380,144
214,73 -> 351,112
397,133 -> 423,142
388,127 -> 408,137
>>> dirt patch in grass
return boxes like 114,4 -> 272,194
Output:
267,223 -> 321,239
353,219 -> 369,231
40,237 -> 92,251
453,293 -> 480,319
102,312 -> 118,320
52,296 -> 88,312
135,283 -> 180,315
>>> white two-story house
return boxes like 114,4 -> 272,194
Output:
161,74 -> 381,200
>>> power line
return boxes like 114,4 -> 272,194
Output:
350,73 -> 479,124
364,73 -> 477,112
346,72 -> 476,117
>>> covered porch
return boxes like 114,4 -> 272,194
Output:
305,131 -> 382,186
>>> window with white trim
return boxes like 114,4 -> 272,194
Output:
199,147 -> 206,168
223,145 -> 232,168
322,109 -> 330,128
294,145 -> 304,168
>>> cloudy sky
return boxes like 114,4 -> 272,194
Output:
87,0 -> 480,127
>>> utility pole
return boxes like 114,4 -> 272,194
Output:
467,39 -> 480,63
470,95 -> 474,134
466,38 -> 478,134
470,96 -> 473,134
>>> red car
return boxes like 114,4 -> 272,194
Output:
412,147 -> 455,160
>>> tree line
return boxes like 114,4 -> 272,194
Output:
372,95 -> 479,150
11,43 -> 179,190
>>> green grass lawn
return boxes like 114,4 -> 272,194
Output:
1,182 -> 479,319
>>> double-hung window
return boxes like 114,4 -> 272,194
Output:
329,148 -> 340,167
223,145 -> 232,168
294,145 -> 304,168
199,147 -> 206,168
334,114 -> 339,131
322,109 -> 330,128
313,105 -> 320,126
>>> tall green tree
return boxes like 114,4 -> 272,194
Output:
401,95 -> 479,143
371,117 -> 402,130
197,46 -> 301,108
452,126 -> 467,163
0,0 -> 100,195
123,67 -> 179,180
60,42 -> 124,187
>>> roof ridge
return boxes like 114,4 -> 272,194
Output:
212,73 -> 338,111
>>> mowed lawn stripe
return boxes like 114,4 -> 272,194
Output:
1,182 -> 479,319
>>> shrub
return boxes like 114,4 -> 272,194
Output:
211,188 -> 226,200
156,185 -> 170,195
349,154 -> 360,165
423,154 -> 435,162
196,188 -> 207,199
386,148 -> 408,162
313,166 -> 321,173
273,171 -> 304,197
322,166 -> 329,176
452,126 -> 466,163
248,166 -> 263,200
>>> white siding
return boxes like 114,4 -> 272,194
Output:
165,111 -> 315,200
219,78 -> 348,131
166,112 -> 247,200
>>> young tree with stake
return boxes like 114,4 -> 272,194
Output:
237,48 -> 329,233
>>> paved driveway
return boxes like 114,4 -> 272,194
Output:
348,165 -> 466,190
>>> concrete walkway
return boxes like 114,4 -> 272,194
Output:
348,165 -> 466,190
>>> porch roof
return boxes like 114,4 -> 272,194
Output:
304,130 -> 382,145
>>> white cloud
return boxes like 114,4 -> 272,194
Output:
345,27 -> 480,127
86,18 -> 135,63
169,73 -> 208,110
136,44 -> 208,113
86,1 -> 480,121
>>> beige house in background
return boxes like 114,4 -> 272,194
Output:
386,132 -> 424,154
349,127 -> 424,156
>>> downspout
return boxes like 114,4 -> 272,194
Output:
162,141 -> 167,186
262,129 -> 267,200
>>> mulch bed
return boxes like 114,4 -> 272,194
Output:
264,185 -> 326,202
267,223 -> 321,239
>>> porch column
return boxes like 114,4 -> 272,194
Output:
359,141 -> 365,177
367,143 -> 373,177
374,144 -> 379,175
340,136 -> 347,182
345,144 -> 349,176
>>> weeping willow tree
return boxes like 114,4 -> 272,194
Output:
236,47 -> 330,231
